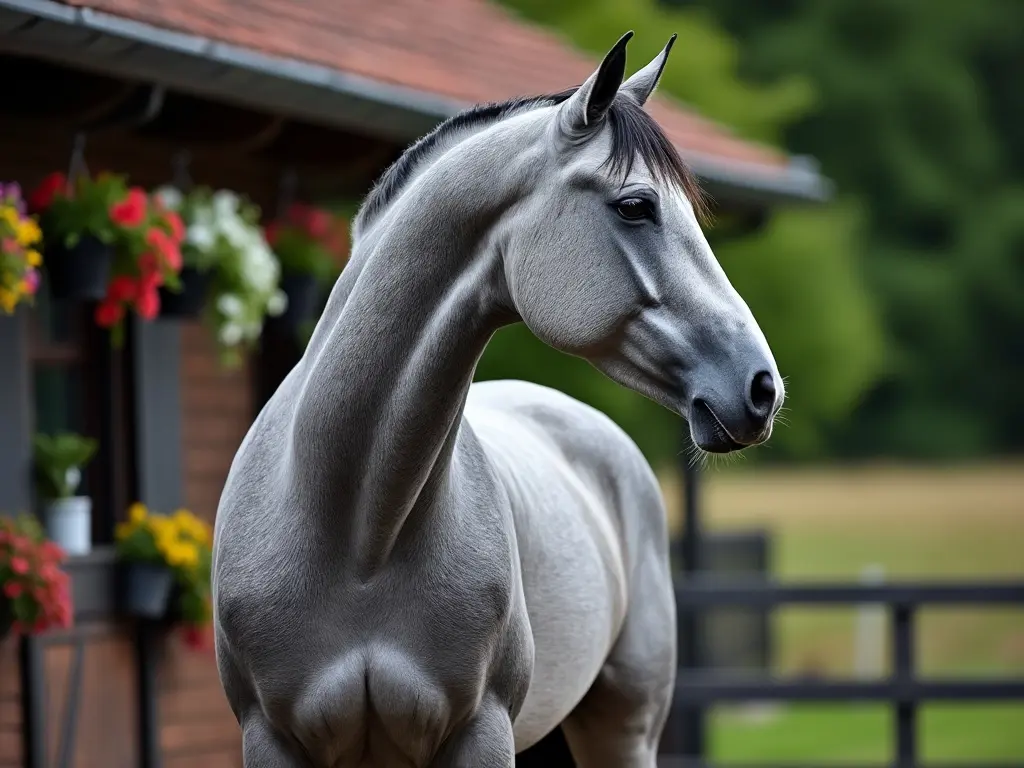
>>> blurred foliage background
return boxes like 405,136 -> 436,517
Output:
475,0 -> 1023,469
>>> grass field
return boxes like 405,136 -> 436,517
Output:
656,461 -> 1024,763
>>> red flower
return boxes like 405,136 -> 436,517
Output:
109,187 -> 147,228
287,202 -> 311,227
28,172 -> 67,213
138,251 -> 160,275
146,228 -> 182,271
136,286 -> 160,320
305,209 -> 332,239
3,581 -> 23,599
164,211 -> 185,243
10,556 -> 29,575
40,541 -> 66,563
94,299 -> 124,328
263,222 -> 280,246
107,276 -> 138,303
139,267 -> 163,292
181,624 -> 207,651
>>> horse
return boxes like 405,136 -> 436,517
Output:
212,31 -> 784,767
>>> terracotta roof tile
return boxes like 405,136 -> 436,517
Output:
56,0 -> 789,172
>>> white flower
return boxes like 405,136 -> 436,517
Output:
155,186 -> 183,211
242,244 -> 280,293
213,190 -> 240,218
193,204 -> 215,229
266,290 -> 288,316
218,322 -> 244,347
217,293 -> 244,317
219,217 -> 249,250
186,224 -> 215,249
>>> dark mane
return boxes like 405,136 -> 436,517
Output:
355,87 -> 706,232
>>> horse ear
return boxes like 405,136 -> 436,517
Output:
559,31 -> 633,135
620,34 -> 676,107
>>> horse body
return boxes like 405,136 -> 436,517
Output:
213,32 -> 783,767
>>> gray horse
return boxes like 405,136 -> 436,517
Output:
213,31 -> 783,767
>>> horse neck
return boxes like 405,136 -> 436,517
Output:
288,152 -> 517,573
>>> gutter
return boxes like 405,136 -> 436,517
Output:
0,0 -> 832,205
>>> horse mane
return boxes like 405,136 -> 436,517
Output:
354,87 -> 706,234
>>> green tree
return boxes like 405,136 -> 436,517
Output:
478,0 -> 886,466
686,0 -> 1024,458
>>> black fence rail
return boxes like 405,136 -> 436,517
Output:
664,579 -> 1024,768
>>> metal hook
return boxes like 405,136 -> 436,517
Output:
276,166 -> 298,219
172,150 -> 194,191
66,132 -> 89,193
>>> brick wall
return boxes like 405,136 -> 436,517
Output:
0,72 -> 390,765
0,636 -> 19,768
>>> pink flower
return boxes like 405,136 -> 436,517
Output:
10,556 -> 29,575
3,581 -> 23,599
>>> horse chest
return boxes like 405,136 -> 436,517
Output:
285,618 -> 531,767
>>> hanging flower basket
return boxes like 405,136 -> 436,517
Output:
264,202 -> 348,332
93,185 -> 185,344
0,182 -> 43,314
29,171 -> 124,302
154,186 -> 286,366
158,265 -> 209,319
43,234 -> 113,301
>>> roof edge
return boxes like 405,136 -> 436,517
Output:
0,0 -> 832,205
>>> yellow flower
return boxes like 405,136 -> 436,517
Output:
16,218 -> 41,246
115,521 -> 133,541
129,502 -> 148,524
0,206 -> 17,229
25,249 -> 42,267
0,288 -> 16,314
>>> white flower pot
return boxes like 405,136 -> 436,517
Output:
42,496 -> 92,555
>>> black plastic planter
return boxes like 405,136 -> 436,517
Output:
121,562 -> 174,619
44,234 -> 113,301
159,266 -> 209,319
275,272 -> 320,330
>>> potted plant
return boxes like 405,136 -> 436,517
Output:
114,503 -> 213,644
154,185 -> 287,366
29,171 -> 125,300
32,432 -> 98,556
92,182 -> 185,345
264,202 -> 347,330
1,513 -> 74,638
0,182 -> 43,315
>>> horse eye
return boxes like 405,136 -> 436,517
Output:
615,198 -> 654,222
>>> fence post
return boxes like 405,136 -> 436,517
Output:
892,603 -> 916,768
854,564 -> 886,679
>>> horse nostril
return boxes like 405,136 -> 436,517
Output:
747,370 -> 776,418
